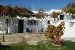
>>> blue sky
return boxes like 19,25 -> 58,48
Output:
0,0 -> 75,11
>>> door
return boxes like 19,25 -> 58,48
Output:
18,19 -> 24,33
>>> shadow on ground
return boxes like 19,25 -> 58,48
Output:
0,45 -> 10,50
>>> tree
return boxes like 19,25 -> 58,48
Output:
0,5 -> 4,17
12,6 -> 20,17
36,8 -> 45,18
51,11 -> 60,21
3,5 -> 12,33
0,4 -> 35,33
62,2 -> 75,14
19,7 -> 35,18
3,5 -> 12,16
45,21 -> 65,44
38,8 -> 44,14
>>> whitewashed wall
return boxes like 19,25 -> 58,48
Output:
8,17 -> 18,33
0,14 -> 75,37
0,17 -> 7,33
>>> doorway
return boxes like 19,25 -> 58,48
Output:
18,19 -> 24,33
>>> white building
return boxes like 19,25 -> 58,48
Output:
0,9 -> 75,37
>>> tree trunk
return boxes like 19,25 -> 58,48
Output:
3,35 -> 5,42
54,18 -> 56,21
6,19 -> 8,34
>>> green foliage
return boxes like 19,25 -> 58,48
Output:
36,8 -> 45,19
51,12 -> 58,18
0,4 -> 35,17
0,41 -> 75,50
62,2 -> 75,14
0,5 -> 4,16
51,11 -> 60,20
45,21 -> 65,39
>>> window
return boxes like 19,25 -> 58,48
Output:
71,15 -> 75,19
60,15 -> 64,20
48,20 -> 50,24
28,20 -> 38,25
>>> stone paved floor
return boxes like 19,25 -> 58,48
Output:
1,37 -> 75,46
